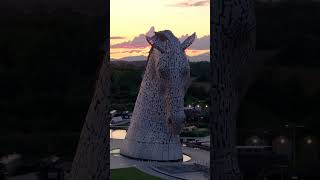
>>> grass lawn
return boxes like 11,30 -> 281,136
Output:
110,167 -> 164,180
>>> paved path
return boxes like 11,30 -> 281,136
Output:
110,139 -> 209,180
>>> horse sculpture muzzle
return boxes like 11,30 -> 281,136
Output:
167,111 -> 186,135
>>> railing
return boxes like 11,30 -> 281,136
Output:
184,142 -> 210,151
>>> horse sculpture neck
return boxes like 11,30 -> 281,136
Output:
129,48 -> 170,134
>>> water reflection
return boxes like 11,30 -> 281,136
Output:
183,154 -> 191,162
110,129 -> 127,139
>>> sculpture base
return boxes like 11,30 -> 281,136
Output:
120,138 -> 183,161
120,153 -> 182,162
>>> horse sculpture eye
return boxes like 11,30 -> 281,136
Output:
181,69 -> 189,77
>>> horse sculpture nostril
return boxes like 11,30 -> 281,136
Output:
168,117 -> 173,124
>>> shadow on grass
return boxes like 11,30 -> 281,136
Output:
110,167 -> 164,180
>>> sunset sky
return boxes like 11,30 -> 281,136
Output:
110,0 -> 210,60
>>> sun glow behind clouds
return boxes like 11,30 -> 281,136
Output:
111,0 -> 210,59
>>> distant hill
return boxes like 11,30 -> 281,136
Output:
109,60 -> 147,71
188,53 -> 210,62
111,56 -> 147,62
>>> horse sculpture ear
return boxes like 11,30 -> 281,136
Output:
181,32 -> 196,50
146,36 -> 166,53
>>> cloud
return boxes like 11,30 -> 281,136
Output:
112,55 -> 147,61
110,36 -> 126,39
110,27 -> 155,49
127,50 -> 144,53
110,26 -> 209,50
179,34 -> 209,50
110,51 -> 121,54
119,50 -> 144,54
167,0 -> 209,7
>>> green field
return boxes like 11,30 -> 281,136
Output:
110,167 -> 164,180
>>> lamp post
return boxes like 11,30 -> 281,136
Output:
306,138 -> 312,144
263,130 -> 268,145
284,123 -> 304,171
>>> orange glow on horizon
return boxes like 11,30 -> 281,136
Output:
111,46 -> 209,60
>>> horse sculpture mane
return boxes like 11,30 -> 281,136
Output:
120,30 -> 196,161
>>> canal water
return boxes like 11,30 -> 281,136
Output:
110,129 -> 127,139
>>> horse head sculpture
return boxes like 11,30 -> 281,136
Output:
121,30 -> 196,161
146,30 -> 195,134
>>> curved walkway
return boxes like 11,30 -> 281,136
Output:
110,139 -> 209,180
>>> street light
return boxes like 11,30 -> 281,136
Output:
306,138 -> 312,144
284,123 -> 305,170
280,138 -> 286,144
252,138 -> 258,144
